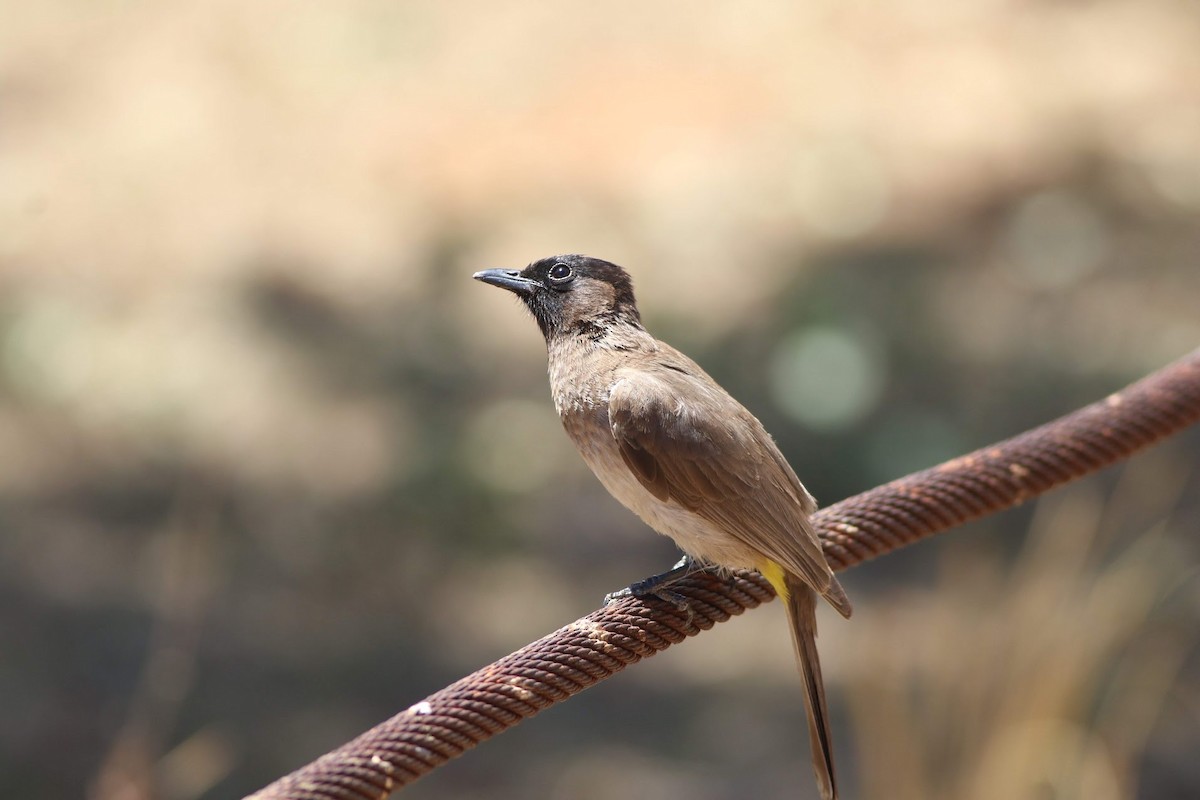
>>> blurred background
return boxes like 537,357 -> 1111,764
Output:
2,1 -> 1199,798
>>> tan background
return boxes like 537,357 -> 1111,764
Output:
2,2 -> 1200,798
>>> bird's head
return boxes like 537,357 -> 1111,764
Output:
474,255 -> 642,341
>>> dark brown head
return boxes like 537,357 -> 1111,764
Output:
473,255 -> 642,341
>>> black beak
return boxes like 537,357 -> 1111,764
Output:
472,269 -> 540,297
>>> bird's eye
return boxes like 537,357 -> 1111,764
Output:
547,263 -> 574,284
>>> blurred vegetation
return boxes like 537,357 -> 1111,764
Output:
1,2 -> 1199,799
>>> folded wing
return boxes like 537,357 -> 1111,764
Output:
608,359 -> 849,616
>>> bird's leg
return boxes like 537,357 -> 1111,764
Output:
604,555 -> 702,611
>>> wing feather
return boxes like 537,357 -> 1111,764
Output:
608,357 -> 835,595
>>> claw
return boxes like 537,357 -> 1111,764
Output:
602,555 -> 702,623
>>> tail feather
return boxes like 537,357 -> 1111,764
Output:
822,576 -> 853,620
784,574 -> 838,800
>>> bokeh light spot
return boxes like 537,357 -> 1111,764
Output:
768,326 -> 885,431
1004,191 -> 1109,290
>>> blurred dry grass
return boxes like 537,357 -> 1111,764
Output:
847,453 -> 1199,800
1,1 -> 1199,799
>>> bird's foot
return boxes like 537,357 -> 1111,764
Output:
604,555 -> 700,616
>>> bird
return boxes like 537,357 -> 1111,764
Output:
474,255 -> 852,800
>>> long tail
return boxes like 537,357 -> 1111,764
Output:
782,572 -> 838,800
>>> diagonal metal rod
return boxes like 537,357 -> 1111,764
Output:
247,348 -> 1200,800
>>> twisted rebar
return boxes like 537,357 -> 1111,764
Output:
247,348 -> 1200,800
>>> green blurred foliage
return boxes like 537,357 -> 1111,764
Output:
1,2 -> 1199,799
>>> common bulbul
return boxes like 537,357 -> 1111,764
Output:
474,255 -> 852,800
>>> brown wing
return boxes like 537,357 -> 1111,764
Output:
608,355 -> 837,597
